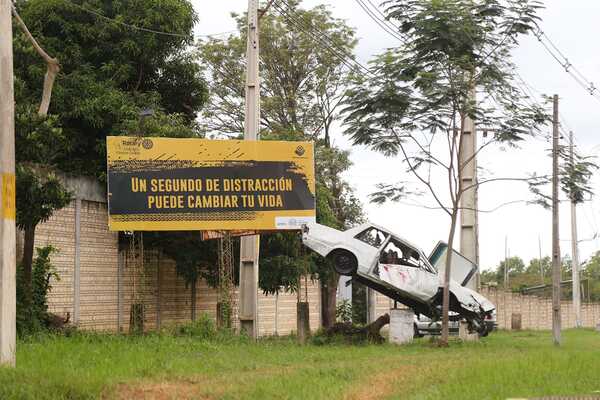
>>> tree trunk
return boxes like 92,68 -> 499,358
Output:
21,226 -> 36,302
440,209 -> 459,346
320,272 -> 338,329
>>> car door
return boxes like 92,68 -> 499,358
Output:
376,237 -> 438,302
349,226 -> 390,274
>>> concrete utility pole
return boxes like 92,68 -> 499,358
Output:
551,94 -> 561,346
238,0 -> 261,338
460,86 -> 479,291
0,0 -> 17,366
538,235 -> 543,283
503,237 -> 508,288
569,131 -> 582,328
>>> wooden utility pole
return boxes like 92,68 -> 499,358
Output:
460,85 -> 479,290
551,94 -> 561,346
238,0 -> 261,338
0,0 -> 17,367
569,131 -> 582,328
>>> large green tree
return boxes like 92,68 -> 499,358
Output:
13,0 -> 207,178
343,0 -> 547,343
199,0 -> 355,144
199,1 -> 364,327
12,0 -> 209,317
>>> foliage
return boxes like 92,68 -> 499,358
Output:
481,254 -> 596,296
258,232 -> 313,295
15,166 -> 72,230
199,0 -> 356,142
198,2 -> 364,305
174,313 -> 217,339
529,144 -> 598,208
582,251 -> 600,301
335,299 -> 353,323
143,232 -> 222,288
12,0 -> 206,178
16,246 -> 60,336
342,0 -> 547,343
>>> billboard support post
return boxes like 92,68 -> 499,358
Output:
239,0 -> 261,338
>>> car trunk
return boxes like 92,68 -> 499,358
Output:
428,242 -> 478,289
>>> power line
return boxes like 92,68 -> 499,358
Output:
63,0 -> 191,38
63,0 -> 235,40
353,0 -> 407,43
534,28 -> 600,104
270,0 -> 373,76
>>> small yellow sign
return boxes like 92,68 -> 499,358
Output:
1,172 -> 16,220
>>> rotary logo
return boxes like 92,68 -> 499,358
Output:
295,145 -> 305,156
142,139 -> 154,149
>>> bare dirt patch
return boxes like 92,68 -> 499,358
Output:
110,378 -> 217,400
342,365 -> 412,400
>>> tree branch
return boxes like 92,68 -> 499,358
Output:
12,5 -> 60,116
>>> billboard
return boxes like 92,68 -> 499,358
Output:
106,136 -> 315,231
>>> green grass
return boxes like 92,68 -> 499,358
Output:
0,329 -> 599,399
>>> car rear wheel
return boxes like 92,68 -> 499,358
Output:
329,249 -> 358,276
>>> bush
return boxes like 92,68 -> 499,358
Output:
17,246 -> 60,336
336,299 -> 352,323
175,313 -> 217,339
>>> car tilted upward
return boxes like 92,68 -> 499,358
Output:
301,222 -> 495,336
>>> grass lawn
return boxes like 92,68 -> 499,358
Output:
0,328 -> 599,399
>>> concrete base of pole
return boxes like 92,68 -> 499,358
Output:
389,308 -> 414,345
297,302 -> 310,344
458,321 -> 479,342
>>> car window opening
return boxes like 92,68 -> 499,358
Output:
354,227 -> 389,248
380,238 -> 436,273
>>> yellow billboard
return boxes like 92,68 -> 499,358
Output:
106,136 -> 315,231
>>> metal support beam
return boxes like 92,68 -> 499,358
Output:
238,0 -> 261,338
0,0 -> 16,367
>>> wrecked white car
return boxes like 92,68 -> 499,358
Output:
302,222 -> 495,336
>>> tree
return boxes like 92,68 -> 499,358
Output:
343,0 -> 547,344
199,0 -> 356,143
15,166 -> 71,303
12,0 -> 206,178
12,0 -> 210,301
582,251 -> 600,302
526,256 -> 551,280
198,1 -> 364,327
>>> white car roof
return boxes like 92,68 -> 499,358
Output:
346,222 -> 424,253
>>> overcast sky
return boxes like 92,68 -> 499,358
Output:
193,0 -> 600,271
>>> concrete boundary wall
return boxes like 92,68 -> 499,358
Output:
19,175 -> 321,335
481,286 -> 600,330
370,286 -> 600,331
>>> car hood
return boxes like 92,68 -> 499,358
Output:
449,280 -> 495,314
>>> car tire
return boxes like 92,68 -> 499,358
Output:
329,249 -> 358,276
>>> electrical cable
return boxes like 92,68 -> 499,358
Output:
270,0 -> 374,77
62,0 -> 236,40
534,28 -> 600,103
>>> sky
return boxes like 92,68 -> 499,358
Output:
193,0 -> 600,271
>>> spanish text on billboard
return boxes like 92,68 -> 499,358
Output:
106,136 -> 316,231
